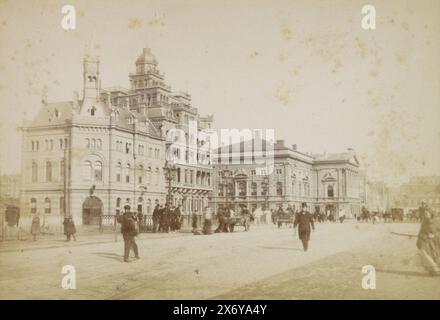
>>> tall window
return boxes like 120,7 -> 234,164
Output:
327,185 -> 334,198
276,182 -> 283,196
238,181 -> 247,196
32,161 -> 38,182
126,163 -> 131,183
82,161 -> 92,180
138,165 -> 144,184
251,182 -> 257,196
261,182 -> 267,196
97,139 -> 102,150
30,198 -> 37,214
116,162 -> 122,182
147,166 -> 152,184
94,161 -> 102,181
46,161 -> 52,182
44,197 -> 51,214
60,159 -> 65,178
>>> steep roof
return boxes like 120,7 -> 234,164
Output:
30,101 -> 76,127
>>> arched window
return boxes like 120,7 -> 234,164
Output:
146,166 -> 152,184
97,139 -> 102,150
251,182 -> 257,196
238,181 -> 247,196
327,185 -> 334,198
30,198 -> 37,214
126,163 -> 131,183
94,161 -> 102,181
91,138 -> 96,149
116,162 -> 122,182
276,182 -> 283,196
59,139 -> 63,149
46,161 -> 52,182
49,140 -> 53,150
44,197 -> 51,214
82,161 -> 92,180
86,138 -> 90,148
138,165 -> 144,184
32,161 -> 38,183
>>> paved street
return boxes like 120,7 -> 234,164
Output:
0,221 -> 438,299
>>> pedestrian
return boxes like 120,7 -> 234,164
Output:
192,212 -> 199,234
416,205 -> 440,276
338,207 -> 346,223
202,206 -> 213,235
63,216 -> 77,242
137,210 -> 144,232
294,202 -> 315,252
173,205 -> 182,232
30,213 -> 41,241
158,205 -> 165,232
162,204 -> 171,233
118,205 -> 140,262
152,202 -> 161,233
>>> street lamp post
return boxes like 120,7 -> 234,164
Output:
164,160 -> 177,206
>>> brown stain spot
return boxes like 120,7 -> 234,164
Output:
400,22 -> 409,31
275,86 -> 291,106
354,37 -> 367,59
128,19 -> 142,30
395,50 -> 407,65
369,70 -> 379,77
249,51 -> 258,59
281,22 -> 293,41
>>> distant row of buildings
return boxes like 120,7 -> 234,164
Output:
364,176 -> 440,213
11,48 -> 380,228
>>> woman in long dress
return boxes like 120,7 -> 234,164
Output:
416,207 -> 440,276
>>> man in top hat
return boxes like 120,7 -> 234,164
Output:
294,202 -> 315,252
119,205 -> 139,262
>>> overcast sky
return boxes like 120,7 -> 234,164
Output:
0,0 -> 439,184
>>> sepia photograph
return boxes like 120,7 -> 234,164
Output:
0,0 -> 439,305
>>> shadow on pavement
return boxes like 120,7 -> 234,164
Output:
259,246 -> 303,251
375,268 -> 433,278
92,252 -> 123,262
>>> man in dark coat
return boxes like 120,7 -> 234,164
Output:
30,213 -> 41,241
118,206 -> 139,262
63,216 -> 77,241
152,203 -> 161,233
294,202 -> 315,251
173,205 -> 182,231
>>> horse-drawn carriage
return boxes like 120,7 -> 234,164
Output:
225,212 -> 252,232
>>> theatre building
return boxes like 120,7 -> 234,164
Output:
210,139 -> 364,217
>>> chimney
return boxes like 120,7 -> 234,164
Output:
276,139 -> 285,148
292,144 -> 297,151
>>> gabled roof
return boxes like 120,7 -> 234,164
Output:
30,101 -> 76,127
